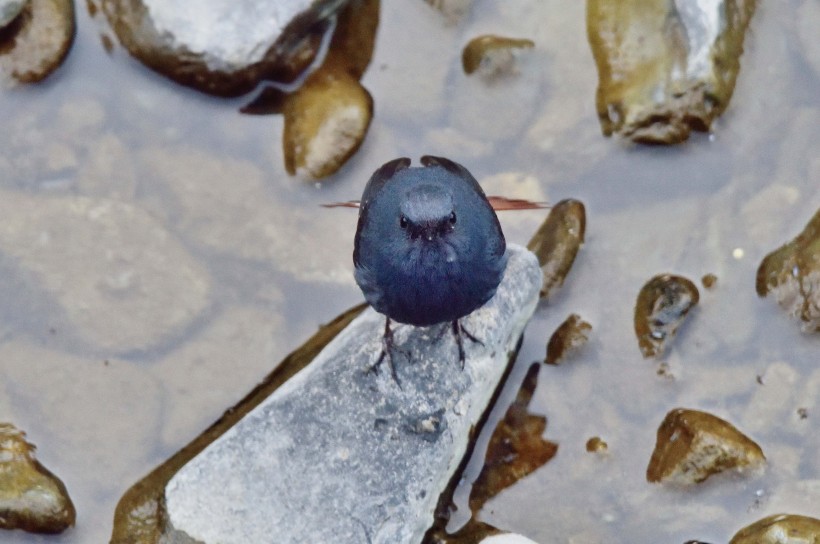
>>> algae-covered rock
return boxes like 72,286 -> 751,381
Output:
0,423 -> 75,534
281,0 -> 378,180
282,68 -> 373,179
0,0 -> 75,84
729,513 -> 820,544
647,408 -> 765,485
545,313 -> 591,365
461,35 -> 534,79
526,199 -> 586,299
756,207 -> 820,332
634,274 -> 699,358
0,191 -> 211,352
587,0 -> 756,143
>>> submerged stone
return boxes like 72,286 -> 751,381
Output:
0,0 -> 75,85
102,0 -> 348,96
646,408 -> 765,485
424,0 -> 474,25
634,274 -> 699,358
756,207 -> 820,332
280,0 -> 378,180
586,0 -> 756,144
729,514 -> 820,544
0,191 -> 211,353
545,313 -> 592,365
526,199 -> 586,299
461,35 -> 535,79
122,246 -> 540,544
0,423 -> 75,534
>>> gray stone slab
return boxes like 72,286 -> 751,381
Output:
164,244 -> 542,544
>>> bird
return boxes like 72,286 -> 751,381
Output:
326,155 -> 545,383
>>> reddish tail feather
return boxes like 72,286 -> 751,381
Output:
323,197 -> 548,211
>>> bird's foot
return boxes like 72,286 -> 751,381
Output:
366,317 -> 408,387
451,320 -> 483,369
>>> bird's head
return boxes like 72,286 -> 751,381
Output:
399,184 -> 457,242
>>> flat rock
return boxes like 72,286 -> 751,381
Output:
103,0 -> 348,96
164,245 -> 542,544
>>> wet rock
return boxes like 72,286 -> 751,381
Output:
634,274 -> 699,358
462,35 -> 535,79
162,246 -> 541,544
281,0 -> 378,180
585,436 -> 608,453
282,68 -> 373,179
647,408 -> 766,485
587,0 -> 756,143
0,0 -> 75,85
526,199 -> 586,299
756,207 -> 820,332
0,423 -> 75,534
103,0 -> 348,96
469,364 -> 558,513
0,191 -> 211,352
0,0 -> 26,27
729,514 -> 820,544
545,313 -> 592,365
701,273 -> 717,289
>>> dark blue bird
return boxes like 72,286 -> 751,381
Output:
351,155 -> 509,380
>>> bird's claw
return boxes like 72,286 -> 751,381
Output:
366,317 -> 408,387
452,320 -> 483,369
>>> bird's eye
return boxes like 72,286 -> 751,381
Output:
400,215 -> 408,229
449,211 -> 457,224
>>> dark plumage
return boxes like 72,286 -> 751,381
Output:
353,155 -> 508,380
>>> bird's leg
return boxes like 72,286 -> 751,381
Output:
367,317 -> 407,386
451,319 -> 484,368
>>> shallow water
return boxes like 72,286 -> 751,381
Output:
1,1 -> 818,542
